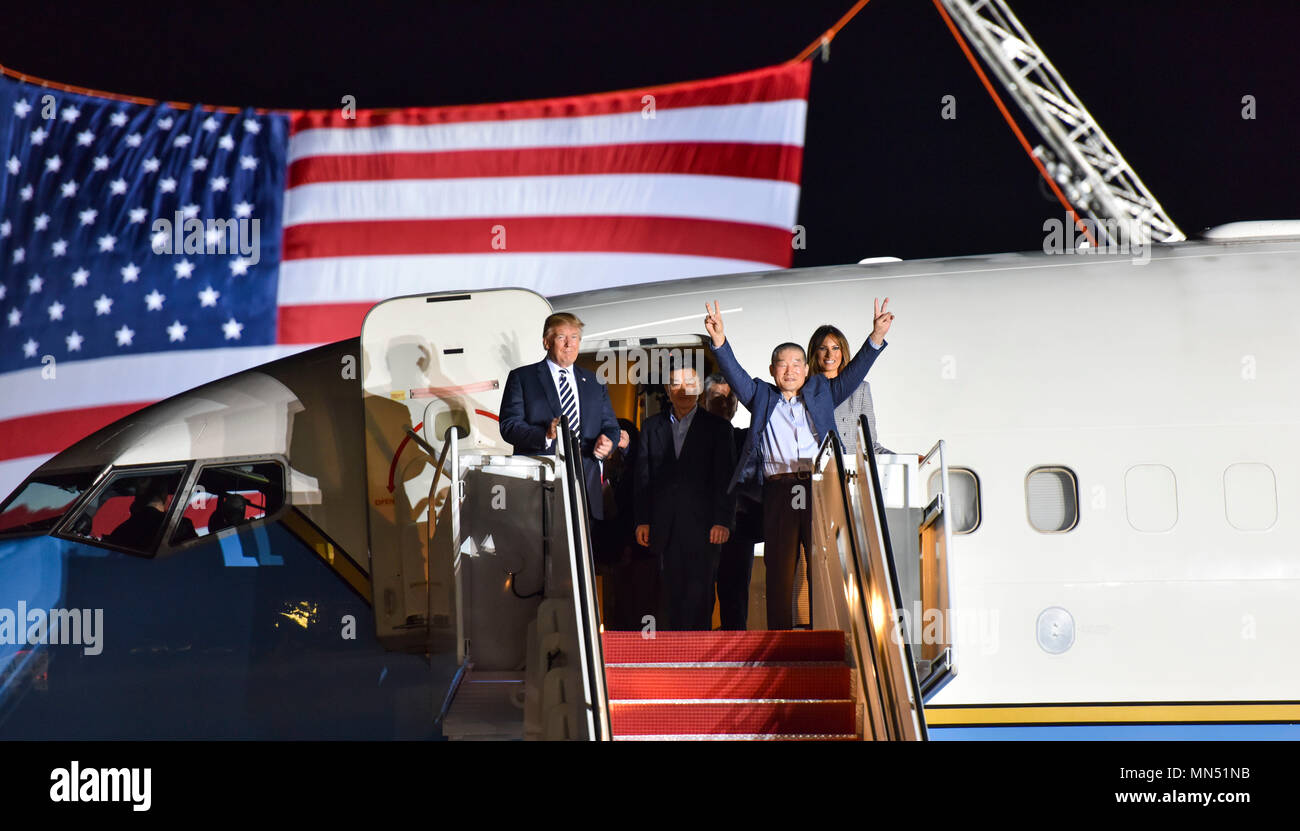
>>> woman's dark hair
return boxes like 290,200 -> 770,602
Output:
807,324 -> 851,376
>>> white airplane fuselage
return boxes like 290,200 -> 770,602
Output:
3,236 -> 1296,738
557,238 -> 1300,716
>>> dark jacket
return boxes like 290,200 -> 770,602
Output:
499,358 -> 620,518
709,336 -> 886,492
634,407 -> 736,557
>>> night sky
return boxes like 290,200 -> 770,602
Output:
3,0 -> 1294,265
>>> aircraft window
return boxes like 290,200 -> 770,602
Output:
60,467 -> 189,556
1025,467 -> 1079,533
0,469 -> 97,536
173,461 -> 286,544
1125,464 -> 1178,532
1224,463 -> 1277,531
928,467 -> 980,534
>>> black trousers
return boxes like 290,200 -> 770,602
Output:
717,537 -> 755,630
762,474 -> 813,631
608,550 -> 661,632
660,527 -> 720,631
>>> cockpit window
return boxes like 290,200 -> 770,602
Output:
171,461 -> 285,545
57,466 -> 190,556
0,469 -> 98,537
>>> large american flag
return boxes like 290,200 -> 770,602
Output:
0,61 -> 810,497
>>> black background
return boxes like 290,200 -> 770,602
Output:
2,0 -> 1295,267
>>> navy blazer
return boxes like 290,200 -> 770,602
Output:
709,336 -> 887,492
633,408 -> 736,558
499,358 -> 621,517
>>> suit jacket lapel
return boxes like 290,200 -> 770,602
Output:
574,366 -> 589,423
536,360 -> 562,416
678,410 -> 705,461
652,414 -> 672,462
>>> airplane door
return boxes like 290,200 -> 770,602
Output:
360,289 -> 552,651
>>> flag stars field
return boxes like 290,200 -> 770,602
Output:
0,61 -> 798,498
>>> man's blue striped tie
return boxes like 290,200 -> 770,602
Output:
558,369 -> 580,435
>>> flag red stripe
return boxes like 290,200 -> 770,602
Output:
282,215 -> 792,262
287,142 -> 802,188
0,402 -> 154,462
278,303 -> 375,345
291,63 -> 811,132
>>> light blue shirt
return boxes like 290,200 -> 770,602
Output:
762,393 -> 821,476
761,337 -> 883,475
668,405 -> 697,457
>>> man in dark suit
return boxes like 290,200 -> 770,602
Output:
703,298 -> 894,629
702,374 -> 762,630
634,364 -> 736,631
499,312 -> 621,519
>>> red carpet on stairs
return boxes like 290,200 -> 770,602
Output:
602,630 -> 858,740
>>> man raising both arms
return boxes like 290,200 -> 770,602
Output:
703,298 -> 894,630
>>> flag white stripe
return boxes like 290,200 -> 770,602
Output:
0,454 -> 54,503
0,345 -> 319,422
286,101 -> 808,162
282,174 -> 800,229
276,252 -> 776,305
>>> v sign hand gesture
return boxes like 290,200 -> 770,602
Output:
704,301 -> 725,347
870,297 -> 895,347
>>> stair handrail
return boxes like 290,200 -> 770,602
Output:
810,420 -> 927,739
556,415 -> 612,741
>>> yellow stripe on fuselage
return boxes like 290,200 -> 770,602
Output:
925,702 -> 1300,726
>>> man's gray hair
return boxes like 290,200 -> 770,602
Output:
702,373 -> 735,400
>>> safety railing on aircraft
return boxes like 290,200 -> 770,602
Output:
806,417 -> 928,740
556,415 -> 612,741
